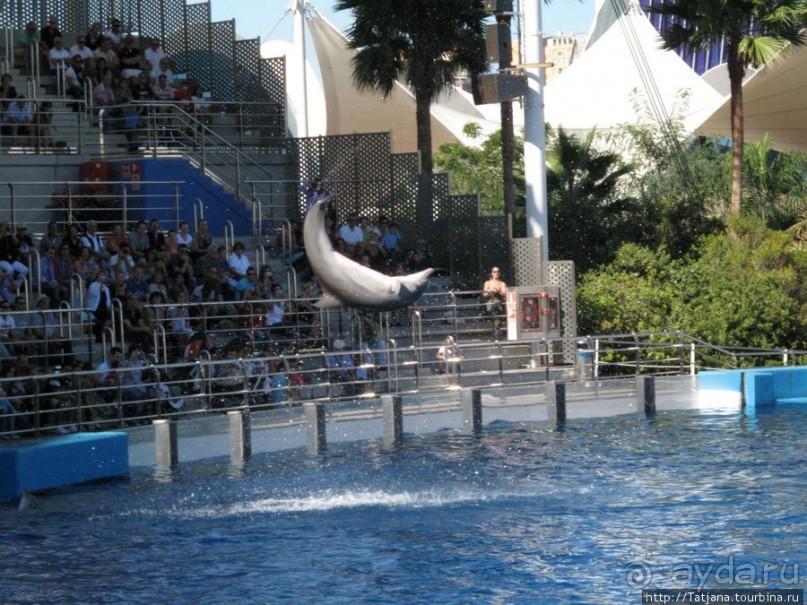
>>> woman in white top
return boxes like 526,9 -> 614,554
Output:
175,221 -> 193,247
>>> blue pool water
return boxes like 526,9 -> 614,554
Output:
1,407 -> 805,603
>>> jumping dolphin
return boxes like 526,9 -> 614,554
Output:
303,197 -> 434,311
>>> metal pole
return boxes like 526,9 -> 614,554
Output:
523,0 -> 549,260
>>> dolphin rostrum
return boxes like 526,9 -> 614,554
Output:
303,197 -> 434,311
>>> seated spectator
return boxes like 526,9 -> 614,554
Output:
92,37 -> 120,74
126,265 -> 150,301
147,219 -> 166,254
86,22 -> 104,51
86,269 -> 112,342
37,247 -> 62,302
406,238 -> 433,272
166,244 -> 195,290
166,272 -> 189,304
0,73 -> 18,110
339,214 -> 364,257
176,221 -> 193,247
17,22 -> 41,76
3,96 -> 33,146
193,245 -> 219,282
263,283 -> 291,334
232,266 -> 260,301
39,221 -> 62,253
69,34 -> 94,64
127,220 -> 150,262
48,37 -> 70,74
436,336 -> 462,374
80,220 -> 105,256
93,70 -> 118,109
122,292 -> 153,350
129,70 -> 153,102
109,243 -> 135,279
174,81 -> 192,111
0,221 -> 29,279
92,346 -> 123,415
365,237 -> 387,273
190,218 -> 214,263
327,339 -> 364,397
150,57 -> 174,87
121,343 -> 151,419
380,221 -> 403,264
147,267 -> 168,299
227,241 -> 250,281
144,38 -> 165,71
105,224 -> 127,256
118,35 -> 142,80
89,57 -> 109,85
54,244 -> 74,297
64,55 -> 87,108
104,19 -> 124,50
167,290 -> 193,347
40,16 -> 61,53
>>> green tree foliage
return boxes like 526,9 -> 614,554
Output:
578,217 -> 807,349
650,0 -> 807,216
434,123 -> 525,216
335,0 -> 487,179
546,127 -> 637,273
742,134 -> 807,229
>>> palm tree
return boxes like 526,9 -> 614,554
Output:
547,128 -> 635,272
335,0 -> 487,223
649,0 -> 807,216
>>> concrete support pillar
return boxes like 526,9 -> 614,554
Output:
304,401 -> 326,454
381,394 -> 403,446
154,418 -> 177,468
637,376 -> 656,416
228,409 -> 251,463
546,381 -> 566,425
461,389 -> 483,433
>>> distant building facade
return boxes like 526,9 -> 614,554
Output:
543,33 -> 588,85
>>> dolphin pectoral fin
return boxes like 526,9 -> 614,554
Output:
315,292 -> 345,308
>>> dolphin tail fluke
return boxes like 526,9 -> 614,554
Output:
401,268 -> 435,288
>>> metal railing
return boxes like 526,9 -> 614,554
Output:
0,327 -> 804,440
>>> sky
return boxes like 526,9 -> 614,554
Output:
209,0 -> 597,45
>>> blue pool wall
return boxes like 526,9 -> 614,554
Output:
698,366 -> 807,411
0,432 -> 129,503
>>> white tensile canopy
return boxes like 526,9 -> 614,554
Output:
543,2 -> 725,136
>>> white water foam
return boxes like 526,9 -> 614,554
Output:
227,488 -> 495,514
